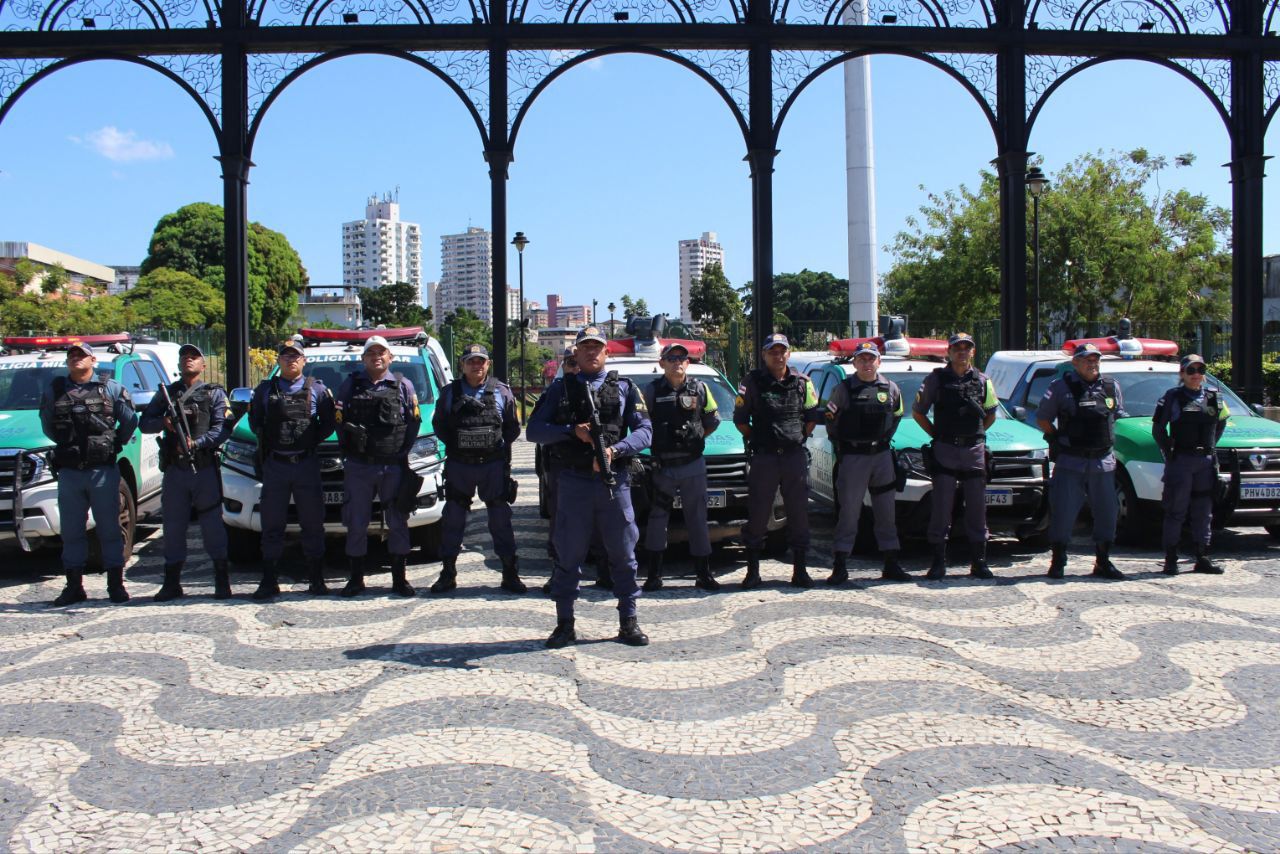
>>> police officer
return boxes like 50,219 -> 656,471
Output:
733,333 -> 822,589
536,346 -> 577,596
247,338 -> 337,599
1037,342 -> 1127,581
139,343 -> 233,601
528,325 -> 652,648
429,343 -> 525,595
825,340 -> 911,584
334,335 -> 422,597
640,341 -> 721,592
912,332 -> 999,580
1152,354 -> 1229,575
41,341 -> 138,605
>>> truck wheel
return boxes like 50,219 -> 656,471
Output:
226,525 -> 262,565
1115,468 -> 1158,546
411,521 -> 443,560
88,478 -> 137,570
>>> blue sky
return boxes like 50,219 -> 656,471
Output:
0,52 -> 1275,320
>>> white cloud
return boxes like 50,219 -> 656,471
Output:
71,126 -> 174,162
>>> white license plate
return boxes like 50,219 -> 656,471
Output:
1241,483 -> 1280,501
671,490 -> 728,509
985,488 -> 1013,506
324,490 -> 345,505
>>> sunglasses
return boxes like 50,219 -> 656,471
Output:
664,354 -> 690,363
1184,365 -> 1207,375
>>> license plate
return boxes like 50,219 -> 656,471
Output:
1240,483 -> 1280,501
985,488 -> 1013,506
324,490 -> 345,505
671,490 -> 728,509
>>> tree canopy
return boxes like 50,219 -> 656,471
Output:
741,269 -> 851,331
688,262 -> 743,334
124,267 -> 225,329
619,294 -> 650,320
360,282 -> 430,328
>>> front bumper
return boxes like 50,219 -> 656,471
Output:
893,474 -> 1049,538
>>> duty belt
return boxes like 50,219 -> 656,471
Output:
269,451 -> 314,464
1059,445 -> 1112,459
1173,445 -> 1213,456
840,439 -> 891,455
938,435 -> 984,447
451,451 -> 504,465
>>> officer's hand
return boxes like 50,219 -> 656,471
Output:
186,437 -> 196,450
593,446 -> 614,472
574,423 -> 593,444
164,416 -> 175,432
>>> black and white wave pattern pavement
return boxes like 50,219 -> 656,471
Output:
1,438 -> 1279,851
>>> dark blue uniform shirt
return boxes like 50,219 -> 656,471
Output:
247,374 -> 338,450
527,369 -> 652,459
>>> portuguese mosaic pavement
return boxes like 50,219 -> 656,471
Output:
1,439 -> 1280,851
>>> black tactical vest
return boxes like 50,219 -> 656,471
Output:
449,377 -> 504,460
749,368 -> 806,453
49,377 -> 118,468
345,374 -> 409,459
835,376 -> 898,449
648,377 -> 706,466
931,367 -> 988,442
549,372 -> 625,471
1059,374 -> 1118,455
1167,386 -> 1221,452
160,381 -> 220,469
263,376 -> 318,454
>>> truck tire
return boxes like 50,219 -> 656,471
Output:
88,478 -> 137,570
226,525 -> 262,565
1115,468 -> 1159,546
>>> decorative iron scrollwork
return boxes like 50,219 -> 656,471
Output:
248,51 -> 320,133
412,49 -> 488,130
1263,60 -> 1278,127
1,0 -> 218,30
1026,53 -> 1092,121
775,0 -> 991,27
772,49 -> 842,119
509,49 -> 585,134
1027,0 -> 1228,35
149,53 -> 220,122
669,49 -> 749,121
927,52 -> 996,119
253,0 -> 481,25
1171,56 -> 1230,115
0,58 -> 54,118
512,0 -> 740,23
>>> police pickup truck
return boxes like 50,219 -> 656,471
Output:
0,333 -> 169,559
220,327 -> 451,560
987,334 -> 1280,542
796,335 -> 1051,546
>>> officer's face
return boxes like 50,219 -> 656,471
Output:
662,351 -> 689,384
363,345 -> 391,376
1183,363 -> 1206,389
563,357 -> 579,376
462,356 -> 489,385
948,342 -> 975,369
576,340 -> 606,373
66,348 -> 95,379
853,352 -> 879,380
180,353 -> 205,378
763,344 -> 789,373
277,351 -> 304,380
1075,355 -> 1101,382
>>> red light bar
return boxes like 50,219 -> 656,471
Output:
2,333 -> 130,349
605,337 -> 706,360
1061,336 -> 1179,358
299,327 -> 425,345
829,336 -> 884,354
829,336 -> 949,358
606,338 -> 634,355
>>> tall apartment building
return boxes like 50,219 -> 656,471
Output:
437,226 -> 496,323
544,294 -> 591,328
341,194 -> 422,292
677,231 -> 724,323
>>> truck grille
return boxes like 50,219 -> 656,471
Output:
0,451 -> 40,499
988,450 -> 1047,482
706,454 -> 749,486
1218,448 -> 1280,479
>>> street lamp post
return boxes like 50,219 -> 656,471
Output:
592,299 -> 598,327
1026,166 -> 1049,348
607,302 -> 616,339
511,230 -> 529,424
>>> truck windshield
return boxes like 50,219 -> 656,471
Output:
0,363 -> 115,410
275,358 -> 435,403
1112,372 -> 1254,419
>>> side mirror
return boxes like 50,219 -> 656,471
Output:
229,387 -> 252,422
132,390 -> 155,409
1012,405 -> 1028,421
1253,403 -> 1265,415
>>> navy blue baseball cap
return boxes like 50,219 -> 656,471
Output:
660,342 -> 690,359
851,340 -> 881,357
179,343 -> 204,358
762,333 -> 790,351
948,332 -> 976,347
1180,353 -> 1206,369
461,343 -> 490,362
575,326 -> 607,345
1072,342 -> 1102,358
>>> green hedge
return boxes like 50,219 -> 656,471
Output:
1205,356 -> 1280,405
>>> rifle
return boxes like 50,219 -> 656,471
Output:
158,383 -> 196,472
583,379 -> 617,492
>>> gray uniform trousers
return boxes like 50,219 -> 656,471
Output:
742,445 -> 810,550
58,464 -> 124,570
833,450 -> 900,554
644,457 -> 711,556
260,453 -> 326,561
441,458 -> 516,560
1161,453 -> 1215,547
161,464 -> 227,564
1048,464 -> 1118,544
927,440 -> 988,545
342,458 -> 411,557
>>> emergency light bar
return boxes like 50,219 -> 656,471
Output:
606,337 -> 707,360
1060,336 -> 1180,358
2,333 -> 131,350
829,336 -> 949,359
299,327 -> 426,346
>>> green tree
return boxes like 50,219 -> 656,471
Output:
688,262 -> 743,334
442,308 -> 492,355
360,282 -> 429,328
619,294 -> 650,320
38,263 -> 70,297
125,267 -> 225,329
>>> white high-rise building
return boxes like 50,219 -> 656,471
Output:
341,193 -> 422,292
437,226 -> 497,323
677,231 -> 724,323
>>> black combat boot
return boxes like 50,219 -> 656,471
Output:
617,615 -> 650,646
430,557 -> 457,595
826,552 -> 849,586
339,556 -> 366,597
742,549 -> 763,589
882,551 -> 912,582
1162,547 -> 1180,576
926,541 -> 948,580
790,549 -> 813,589
641,550 -> 664,592
105,566 -> 129,603
52,569 -> 87,607
594,554 -> 614,590
305,558 -> 328,596
545,618 -> 576,649
213,559 -> 232,599
969,541 -> 994,579
694,556 -> 720,591
154,562 -> 184,602
500,555 -> 527,594
390,554 -> 415,597
1048,544 -> 1067,579
1091,542 -> 1126,580
253,560 -> 281,600
1193,544 -> 1224,575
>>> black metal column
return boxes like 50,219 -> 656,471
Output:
994,38 -> 1029,351
747,36 -> 776,368
486,41 -> 511,380
218,2 -> 250,389
1229,8 -> 1267,403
